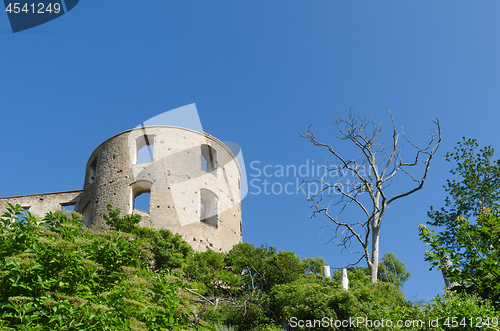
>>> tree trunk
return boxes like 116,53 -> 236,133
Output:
370,225 -> 380,283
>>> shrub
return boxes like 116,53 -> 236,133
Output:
103,204 -> 194,272
0,203 -> 194,330
273,268 -> 406,331
391,291 -> 500,330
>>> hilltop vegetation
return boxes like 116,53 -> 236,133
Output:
0,204 -> 191,330
0,202 -> 499,330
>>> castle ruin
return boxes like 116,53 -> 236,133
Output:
0,126 -> 243,253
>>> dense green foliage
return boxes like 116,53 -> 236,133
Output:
103,205 -> 330,330
187,244 -> 315,329
394,291 -> 500,331
420,138 -> 500,307
103,204 -> 193,272
421,208 -> 500,307
0,203 -> 193,330
186,248 -> 412,330
2,198 -> 498,330
274,268 -> 406,331
425,138 -> 500,250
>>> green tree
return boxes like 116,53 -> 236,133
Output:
377,252 -> 411,289
420,208 -> 500,307
224,243 -> 306,295
302,257 -> 326,275
425,138 -> 500,250
420,138 -> 500,307
185,248 -> 243,297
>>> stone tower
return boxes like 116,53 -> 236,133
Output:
0,126 -> 243,253
75,126 -> 243,252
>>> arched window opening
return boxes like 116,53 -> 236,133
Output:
88,158 -> 97,184
82,202 -> 91,226
131,181 -> 152,214
200,189 -> 218,228
201,144 -> 217,175
136,135 -> 154,164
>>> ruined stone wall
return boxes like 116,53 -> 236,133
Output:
0,191 -> 82,219
74,126 -> 242,253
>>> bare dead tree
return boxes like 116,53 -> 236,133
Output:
300,108 -> 441,283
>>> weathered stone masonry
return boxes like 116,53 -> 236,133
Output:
0,126 -> 243,253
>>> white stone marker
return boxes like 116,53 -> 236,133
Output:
322,265 -> 331,278
341,268 -> 349,291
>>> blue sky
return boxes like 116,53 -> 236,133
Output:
2,0 -> 500,302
